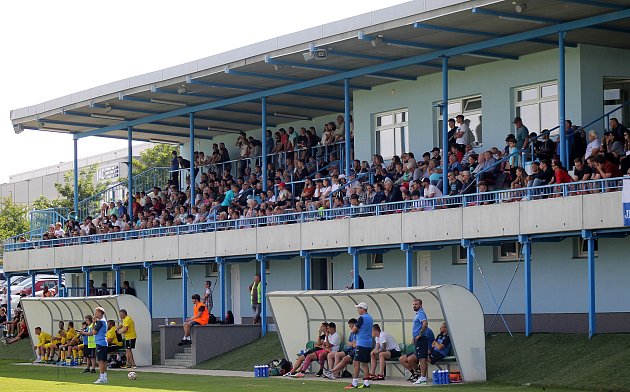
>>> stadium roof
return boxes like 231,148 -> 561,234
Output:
9,0 -> 630,143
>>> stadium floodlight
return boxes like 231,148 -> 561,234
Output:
150,98 -> 187,107
91,113 -> 125,121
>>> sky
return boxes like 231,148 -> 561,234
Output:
0,0 -> 409,184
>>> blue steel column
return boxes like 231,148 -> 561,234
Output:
189,113 -> 195,210
558,32 -> 567,168
349,248 -> 359,289
441,56 -> 449,196
73,138 -> 79,217
127,126 -> 133,217
344,78 -> 351,176
401,244 -> 414,287
519,235 -> 532,336
57,269 -> 64,298
6,274 -> 11,321
462,240 -> 474,292
145,263 -> 153,317
180,260 -> 188,321
83,267 -> 90,297
261,97 -> 268,192
583,230 -> 596,337
257,254 -> 268,336
115,268 -> 121,295
217,257 -> 226,321
30,272 -> 36,297
301,251 -> 311,290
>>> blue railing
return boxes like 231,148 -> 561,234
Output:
76,166 -> 171,221
29,208 -> 69,233
4,176 -> 625,253
581,102 -> 629,132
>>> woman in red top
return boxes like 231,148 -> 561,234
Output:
549,159 -> 573,197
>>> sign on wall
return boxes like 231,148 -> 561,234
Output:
98,164 -> 120,181
624,178 -> 630,227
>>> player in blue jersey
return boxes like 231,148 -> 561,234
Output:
344,302 -> 373,389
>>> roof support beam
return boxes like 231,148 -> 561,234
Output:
265,55 -> 417,81
412,22 -> 578,48
225,68 -> 370,90
471,7 -> 630,35
73,8 -> 630,139
359,32 -> 519,61
325,48 -> 465,71
559,0 -> 626,10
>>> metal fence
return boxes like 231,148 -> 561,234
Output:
4,177 -> 625,253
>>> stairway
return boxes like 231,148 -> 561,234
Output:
164,346 -> 193,368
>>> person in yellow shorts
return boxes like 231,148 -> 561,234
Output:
33,327 -> 52,363
117,309 -> 137,368
60,322 -> 79,365
71,320 -> 89,368
46,329 -> 67,364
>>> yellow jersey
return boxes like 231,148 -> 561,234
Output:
106,326 -> 122,347
36,331 -> 52,347
66,327 -> 77,341
122,316 -> 137,340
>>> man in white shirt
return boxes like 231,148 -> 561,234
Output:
422,178 -> 443,199
314,322 -> 341,377
454,114 -> 470,151
369,324 -> 401,380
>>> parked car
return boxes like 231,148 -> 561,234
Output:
19,278 -> 60,296
1,275 -> 59,305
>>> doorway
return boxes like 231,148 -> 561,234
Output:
603,78 -> 630,126
311,258 -> 332,290
230,264 -> 241,324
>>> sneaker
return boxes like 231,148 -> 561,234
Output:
177,340 -> 186,346
407,373 -> 419,382
131,366 -> 138,369
322,370 -> 333,379
293,372 -> 305,378
81,368 -> 91,373
344,385 -> 358,389
282,372 -> 293,377
358,385 -> 370,389
182,340 -> 192,346
91,369 -> 97,373
93,378 -> 108,384
413,377 -> 427,385
316,369 -> 323,377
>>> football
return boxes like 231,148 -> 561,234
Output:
128,371 -> 137,380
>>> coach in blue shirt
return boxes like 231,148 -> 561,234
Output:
93,307 -> 109,384
349,302 -> 373,389
411,298 -> 429,385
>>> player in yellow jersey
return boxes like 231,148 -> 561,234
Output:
117,309 -> 137,368
60,322 -> 79,365
33,327 -> 52,363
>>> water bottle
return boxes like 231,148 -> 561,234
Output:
432,370 -> 439,384
263,365 -> 269,377
445,370 -> 450,384
254,365 -> 259,377
439,370 -> 445,384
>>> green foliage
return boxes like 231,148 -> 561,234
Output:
0,196 -> 29,243
30,195 -> 63,211
133,144 -> 177,174
54,164 -> 109,210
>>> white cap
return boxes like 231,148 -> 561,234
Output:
355,302 -> 368,310
94,307 -> 105,314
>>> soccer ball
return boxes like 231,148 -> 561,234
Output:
128,371 -> 137,380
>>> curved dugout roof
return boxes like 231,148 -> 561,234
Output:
268,284 -> 486,382
20,294 -> 152,366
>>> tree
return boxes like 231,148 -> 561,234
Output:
0,196 -> 29,243
54,164 -> 109,210
31,195 -> 63,210
132,144 -> 178,174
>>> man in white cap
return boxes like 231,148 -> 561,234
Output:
92,307 -> 109,384
344,302 -> 373,389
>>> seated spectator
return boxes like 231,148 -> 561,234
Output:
429,323 -> 451,364
5,315 -> 28,345
511,167 -> 528,189
368,324 -> 401,381
604,131 -> 624,158
178,294 -> 209,346
527,160 -> 553,188
535,131 -> 555,161
549,160 -> 573,188
584,130 -> 601,159
447,171 -> 463,197
621,129 -> 630,174
33,326 -> 52,363
422,177 -> 442,199
459,170 -> 476,195
324,319 -> 357,380
592,154 -> 622,181
106,320 -> 123,352
285,322 -> 329,377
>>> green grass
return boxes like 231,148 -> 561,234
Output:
486,333 -> 630,392
0,360 -> 577,391
194,331 -> 285,371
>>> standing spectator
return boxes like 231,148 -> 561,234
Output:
92,307 -> 109,384
609,117 -> 628,142
346,269 -> 365,289
447,118 -> 457,150
117,309 -> 137,368
454,115 -> 470,152
513,117 -> 529,150
248,274 -> 262,325
346,302 -> 373,389
171,151 -> 180,189
203,280 -> 214,316
412,299 -> 429,385
121,281 -> 136,297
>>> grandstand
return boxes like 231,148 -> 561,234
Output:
4,0 -> 630,359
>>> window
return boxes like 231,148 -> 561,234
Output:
367,254 -> 384,269
375,109 -> 408,159
452,246 -> 467,265
495,242 -> 521,262
575,238 -> 599,258
139,268 -> 148,281
167,265 -> 183,279
206,263 -> 219,277
515,82 -> 558,133
255,261 -> 271,275
435,95 -> 483,147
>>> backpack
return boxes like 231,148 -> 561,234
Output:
267,358 -> 292,376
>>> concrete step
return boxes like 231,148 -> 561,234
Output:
174,353 -> 192,360
183,347 -> 192,354
164,359 -> 192,368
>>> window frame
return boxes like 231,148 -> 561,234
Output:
494,241 -> 522,262
514,81 -> 558,134
167,265 -> 183,280
206,263 -> 219,277
139,268 -> 148,281
452,246 -> 467,265
366,253 -> 384,270
374,108 -> 409,160
574,237 -> 599,259
434,94 -> 483,147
